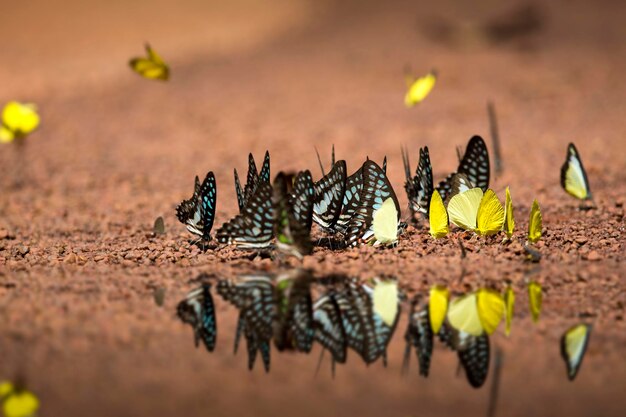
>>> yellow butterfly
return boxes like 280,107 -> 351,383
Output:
428,285 -> 449,334
560,323 -> 592,381
560,143 -> 592,201
429,189 -> 448,238
372,197 -> 400,246
404,71 -> 436,107
528,281 -> 542,323
0,102 -> 40,143
447,188 -> 504,235
129,43 -> 170,81
372,278 -> 399,326
447,289 -> 505,336
528,199 -> 542,243
504,286 -> 515,336
0,381 -> 39,417
502,186 -> 515,239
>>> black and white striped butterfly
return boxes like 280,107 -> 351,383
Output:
175,171 -> 217,241
438,323 -> 491,388
274,269 -> 315,353
313,291 -> 348,365
403,301 -> 433,377
216,181 -> 274,248
273,171 -> 315,258
402,146 -> 434,217
343,160 -> 403,246
176,283 -> 217,352
217,275 -> 276,372
334,167 -> 365,233
234,151 -> 271,212
312,160 -> 347,232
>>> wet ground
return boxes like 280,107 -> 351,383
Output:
0,0 -> 625,416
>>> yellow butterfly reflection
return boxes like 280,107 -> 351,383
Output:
447,289 -> 505,336
504,286 -> 515,336
372,278 -> 399,326
129,43 -> 170,81
428,285 -> 449,334
0,381 -> 40,417
447,188 -> 504,236
560,323 -> 592,381
0,102 -> 40,143
404,71 -> 436,107
527,281 -> 542,323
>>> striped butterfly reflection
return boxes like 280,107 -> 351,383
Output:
438,323 -> 491,388
234,151 -> 271,212
313,290 -> 348,371
273,171 -> 315,258
217,275 -> 276,372
175,171 -> 217,243
176,282 -> 217,352
273,269 -> 315,353
403,300 -> 434,377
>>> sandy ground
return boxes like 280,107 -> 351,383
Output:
0,0 -> 625,416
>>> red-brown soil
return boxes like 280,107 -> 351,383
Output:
0,0 -> 624,416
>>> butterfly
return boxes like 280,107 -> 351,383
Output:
128,43 -> 169,81
447,290 -> 505,336
312,160 -> 347,231
343,160 -> 403,246
429,189 -> 449,238
403,301 -> 434,377
447,188 -> 504,235
429,285 -> 449,334
335,166 -> 365,233
437,323 -> 491,388
560,323 -> 592,381
217,275 -> 276,372
234,151 -> 271,212
176,283 -> 217,352
560,143 -> 592,201
402,146 -> 434,217
372,197 -> 401,246
404,70 -> 437,107
312,291 -> 348,366
273,171 -> 315,258
0,101 -> 40,143
527,199 -> 542,243
502,186 -> 515,239
527,281 -> 542,323
216,181 -> 274,248
175,171 -> 217,242
436,135 -> 491,202
273,269 -> 315,353
361,281 -> 400,366
504,286 -> 515,336
0,380 -> 40,417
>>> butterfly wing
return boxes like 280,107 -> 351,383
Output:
413,147 -> 435,215
560,143 -> 591,200
560,324 -> 592,381
216,182 -> 274,248
476,189 -> 504,236
335,167 -> 364,232
176,283 -> 217,352
372,280 -> 399,327
527,281 -> 542,323
447,188 -> 483,231
234,169 -> 245,212
457,331 -> 491,388
198,172 -> 217,240
242,153 -> 259,207
405,72 -> 436,107
429,189 -> 449,238
274,171 -> 314,257
176,175 -> 205,237
457,135 -> 490,192
274,271 -> 314,353
476,289 -> 505,335
313,292 -> 348,364
129,44 -> 169,81
429,285 -> 449,334
503,186 -> 515,238
447,293 -> 484,336
372,197 -> 399,246
404,302 -> 434,377
312,160 -> 347,230
528,199 -> 542,243
258,151 -> 271,184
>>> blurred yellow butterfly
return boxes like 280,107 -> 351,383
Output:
560,143 -> 592,201
0,381 -> 39,417
372,278 -> 399,326
447,188 -> 504,235
129,43 -> 170,81
528,281 -> 542,323
0,102 -> 40,143
447,290 -> 504,336
528,199 -> 542,243
428,285 -> 449,334
560,323 -> 592,381
404,71 -> 436,107
429,189 -> 448,238
504,286 -> 515,336
476,289 -> 505,335
502,186 -> 515,239
372,197 -> 399,246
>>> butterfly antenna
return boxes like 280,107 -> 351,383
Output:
331,144 -> 336,166
314,349 -> 325,378
315,146 -> 326,177
382,156 -> 387,174
456,146 -> 463,163
488,101 -> 503,177
401,146 -> 411,181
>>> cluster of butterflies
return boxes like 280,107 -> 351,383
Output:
177,270 -> 592,387
175,147 -> 406,257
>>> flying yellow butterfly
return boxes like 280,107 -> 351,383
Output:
372,197 -> 400,246
528,281 -> 542,323
504,286 -> 515,336
447,188 -> 504,235
429,189 -> 448,238
372,278 -> 399,326
129,43 -> 170,81
428,285 -> 449,334
447,289 -> 505,336
528,199 -> 542,243
0,102 -> 40,143
502,186 -> 515,239
560,143 -> 592,201
560,323 -> 592,381
0,381 -> 39,417
404,71 -> 436,107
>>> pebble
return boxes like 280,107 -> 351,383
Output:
575,236 -> 588,245
586,250 -> 602,261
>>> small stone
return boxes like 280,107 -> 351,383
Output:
575,236 -> 588,245
63,253 -> 77,264
586,250 -> 601,261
